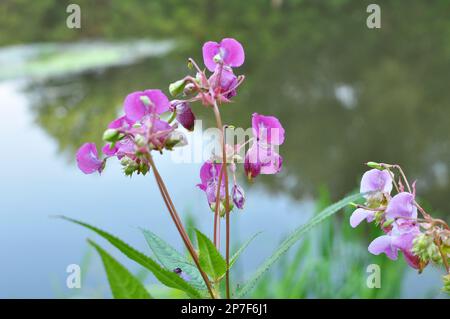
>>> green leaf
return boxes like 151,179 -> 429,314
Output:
88,239 -> 151,299
235,192 -> 362,298
141,229 -> 206,290
229,232 -> 261,269
195,229 -> 227,281
58,216 -> 202,298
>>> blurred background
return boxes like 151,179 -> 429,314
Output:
0,0 -> 449,298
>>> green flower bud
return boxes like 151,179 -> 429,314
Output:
412,234 -> 443,264
138,162 -> 149,175
124,165 -> 136,176
366,161 -> 385,170
102,128 -> 120,142
165,131 -> 188,150
169,79 -> 187,97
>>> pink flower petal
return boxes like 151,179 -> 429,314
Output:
368,235 -> 398,260
124,91 -> 147,122
220,38 -> 245,68
202,41 -> 220,72
252,113 -> 285,145
360,169 -> 393,195
144,89 -> 170,114
385,192 -> 417,220
76,143 -> 103,174
349,208 -> 374,228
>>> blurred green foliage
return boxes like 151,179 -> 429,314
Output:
248,188 -> 405,298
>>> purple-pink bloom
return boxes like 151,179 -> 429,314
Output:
244,143 -> 282,179
349,208 -> 375,228
209,67 -> 238,100
108,115 -> 134,130
197,161 -> 226,206
202,38 -> 245,72
368,220 -> 421,268
76,143 -> 103,174
124,90 -> 170,122
114,138 -> 136,159
360,169 -> 393,196
385,192 -> 417,220
252,113 -> 285,145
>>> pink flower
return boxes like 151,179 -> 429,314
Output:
360,169 -> 393,197
244,143 -> 283,179
209,67 -> 238,100
76,143 -> 103,174
202,38 -> 245,72
124,90 -> 170,122
385,192 -> 417,220
252,113 -> 285,145
368,220 -> 421,268
197,161 -> 225,207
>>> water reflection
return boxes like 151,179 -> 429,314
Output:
24,24 -> 450,214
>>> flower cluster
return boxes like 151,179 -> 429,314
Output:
76,37 -> 285,216
76,89 -> 187,177
350,162 -> 450,293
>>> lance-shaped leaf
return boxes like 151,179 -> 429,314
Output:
141,229 -> 206,290
229,232 -> 261,269
88,239 -> 151,299
196,229 -> 226,281
235,192 -> 363,298
58,216 -> 201,298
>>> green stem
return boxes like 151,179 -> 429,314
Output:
146,154 -> 216,298
212,101 -> 231,299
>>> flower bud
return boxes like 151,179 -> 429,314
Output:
165,131 -> 188,150
169,79 -> 187,97
232,184 -> 245,209
244,153 -> 261,180
102,128 -> 120,142
175,102 -> 196,131
366,162 -> 385,170
412,233 -> 443,264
